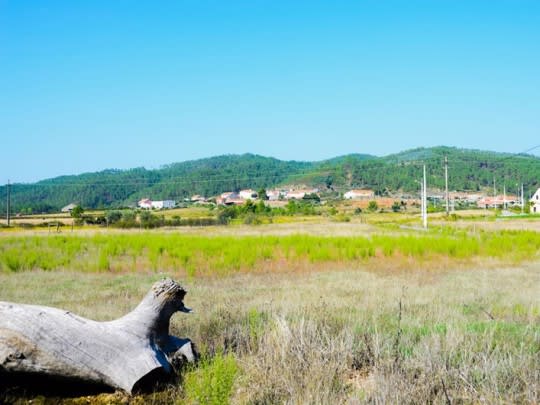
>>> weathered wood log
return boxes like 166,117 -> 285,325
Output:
0,278 -> 196,394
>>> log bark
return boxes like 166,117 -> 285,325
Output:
0,278 -> 196,394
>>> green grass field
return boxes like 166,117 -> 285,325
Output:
1,228 -> 539,275
0,220 -> 539,404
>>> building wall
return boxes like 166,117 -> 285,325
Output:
344,190 -> 374,199
531,189 -> 540,213
151,200 -> 175,209
239,190 -> 257,200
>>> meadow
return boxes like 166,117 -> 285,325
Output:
0,220 -> 539,404
1,228 -> 540,275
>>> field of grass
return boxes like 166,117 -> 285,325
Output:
1,229 -> 540,276
1,264 -> 538,404
160,206 -> 217,219
1,218 -> 539,404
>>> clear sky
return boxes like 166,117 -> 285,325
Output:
1,1 -> 539,183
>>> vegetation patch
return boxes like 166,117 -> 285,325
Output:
1,230 -> 539,275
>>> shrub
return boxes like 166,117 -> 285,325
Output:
183,352 -> 238,405
106,210 -> 122,225
243,213 -> 261,225
333,214 -> 351,222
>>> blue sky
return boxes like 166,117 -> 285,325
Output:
1,1 -> 539,183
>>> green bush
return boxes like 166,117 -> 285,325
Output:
333,214 -> 351,222
183,352 -> 238,405
243,213 -> 261,225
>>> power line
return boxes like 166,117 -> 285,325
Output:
3,169 -> 340,189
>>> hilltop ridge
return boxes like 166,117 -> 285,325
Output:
1,146 -> 539,213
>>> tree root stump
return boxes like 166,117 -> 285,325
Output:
0,278 -> 197,394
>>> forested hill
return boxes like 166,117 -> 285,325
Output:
1,154 -> 314,213
303,146 -> 540,196
1,147 -> 539,213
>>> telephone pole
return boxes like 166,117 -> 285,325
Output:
444,156 -> 449,216
521,183 -> 524,214
422,164 -> 427,229
6,180 -> 11,227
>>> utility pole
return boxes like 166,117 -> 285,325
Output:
6,180 -> 11,227
422,164 -> 427,229
503,184 -> 506,210
419,177 -> 424,226
444,156 -> 449,216
493,177 -> 496,197
521,183 -> 524,214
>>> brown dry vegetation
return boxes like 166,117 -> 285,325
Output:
1,215 -> 539,404
1,259 -> 539,404
3,210 -> 540,238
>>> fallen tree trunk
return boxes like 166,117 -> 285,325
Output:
0,278 -> 196,394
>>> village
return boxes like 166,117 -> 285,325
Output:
134,186 -> 540,213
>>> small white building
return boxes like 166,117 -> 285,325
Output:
266,189 -> 286,201
286,190 -> 306,200
220,192 -> 234,200
151,200 -> 176,209
138,199 -> 175,209
61,203 -> 78,213
138,199 -> 153,209
191,195 -> 206,203
285,188 -> 320,200
343,189 -> 375,200
239,189 -> 258,200
217,192 -> 244,205
530,188 -> 540,213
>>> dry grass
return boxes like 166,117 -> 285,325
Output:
1,262 -> 539,404
160,207 -> 216,219
2,209 -> 540,237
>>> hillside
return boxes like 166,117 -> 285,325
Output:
302,146 -> 540,195
1,147 -> 539,213
0,154 -> 313,213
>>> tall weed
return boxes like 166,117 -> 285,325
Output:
183,352 -> 238,405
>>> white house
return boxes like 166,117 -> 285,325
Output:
138,199 -> 175,209
285,188 -> 320,200
61,203 -> 78,213
138,198 -> 153,209
217,192 -> 244,205
530,188 -> 540,213
151,200 -> 176,209
239,189 -> 258,200
286,190 -> 306,200
343,189 -> 375,200
266,189 -> 286,201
